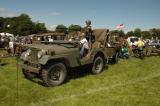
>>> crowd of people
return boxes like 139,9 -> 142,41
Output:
119,36 -> 160,59
0,34 -> 33,56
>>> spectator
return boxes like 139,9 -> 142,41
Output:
49,37 -> 53,42
68,36 -> 74,41
0,34 -> 2,48
120,45 -> 129,59
137,38 -> 144,48
9,39 -> 14,55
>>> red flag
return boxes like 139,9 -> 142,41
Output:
116,24 -> 124,29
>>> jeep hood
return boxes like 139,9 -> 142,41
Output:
28,44 -> 77,54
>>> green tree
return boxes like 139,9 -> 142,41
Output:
119,30 -> 125,37
126,31 -> 134,37
33,22 -> 47,34
110,30 -> 119,37
110,30 -> 125,37
134,28 -> 141,37
16,14 -> 34,36
150,28 -> 160,39
0,13 -> 48,36
157,29 -> 160,39
141,31 -> 151,39
55,24 -> 67,33
0,17 -> 4,31
68,24 -> 81,32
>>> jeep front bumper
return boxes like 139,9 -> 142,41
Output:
19,62 -> 41,73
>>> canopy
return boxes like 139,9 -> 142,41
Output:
93,29 -> 109,42
0,32 -> 14,37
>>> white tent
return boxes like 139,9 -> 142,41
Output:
0,32 -> 14,37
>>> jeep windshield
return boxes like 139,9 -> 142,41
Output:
41,40 -> 78,48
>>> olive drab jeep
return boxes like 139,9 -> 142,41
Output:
20,21 -> 120,87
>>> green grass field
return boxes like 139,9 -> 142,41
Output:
0,49 -> 8,55
0,56 -> 160,106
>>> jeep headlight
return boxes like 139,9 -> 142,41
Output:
38,49 -> 45,58
20,49 -> 31,60
25,49 -> 31,57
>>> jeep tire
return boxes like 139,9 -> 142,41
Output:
113,52 -> 119,64
92,56 -> 104,74
42,63 -> 67,87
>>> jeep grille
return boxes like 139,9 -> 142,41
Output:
29,49 -> 39,63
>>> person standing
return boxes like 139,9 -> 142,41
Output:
9,39 -> 14,56
0,34 -> 2,48
137,38 -> 144,48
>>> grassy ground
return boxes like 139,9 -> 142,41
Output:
0,49 -> 8,55
0,56 -> 160,106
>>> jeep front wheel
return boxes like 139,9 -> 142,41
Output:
92,56 -> 104,74
42,63 -> 67,87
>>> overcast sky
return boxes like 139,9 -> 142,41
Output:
0,0 -> 160,31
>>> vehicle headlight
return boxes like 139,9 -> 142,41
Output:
38,49 -> 45,58
20,49 -> 31,60
25,49 -> 31,57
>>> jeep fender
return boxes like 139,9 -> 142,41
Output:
90,49 -> 107,63
39,55 -> 70,67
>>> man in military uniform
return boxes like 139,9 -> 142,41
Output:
84,20 -> 95,49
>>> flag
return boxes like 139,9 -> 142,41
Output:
116,24 -> 124,30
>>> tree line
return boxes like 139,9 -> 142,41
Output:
0,14 -> 160,39
56,25 -> 160,39
111,28 -> 160,39
55,24 -> 81,34
0,14 -> 47,36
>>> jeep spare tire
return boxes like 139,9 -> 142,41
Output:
42,63 -> 67,87
92,56 -> 104,74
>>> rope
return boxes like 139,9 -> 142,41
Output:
16,56 -> 19,106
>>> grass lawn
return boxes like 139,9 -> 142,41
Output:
0,56 -> 160,106
0,49 -> 8,55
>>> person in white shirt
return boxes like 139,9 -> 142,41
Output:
8,39 -> 14,55
49,38 -> 53,42
69,36 -> 74,41
9,40 -> 14,49
79,33 -> 89,58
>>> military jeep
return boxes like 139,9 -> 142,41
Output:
20,28 -> 120,87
